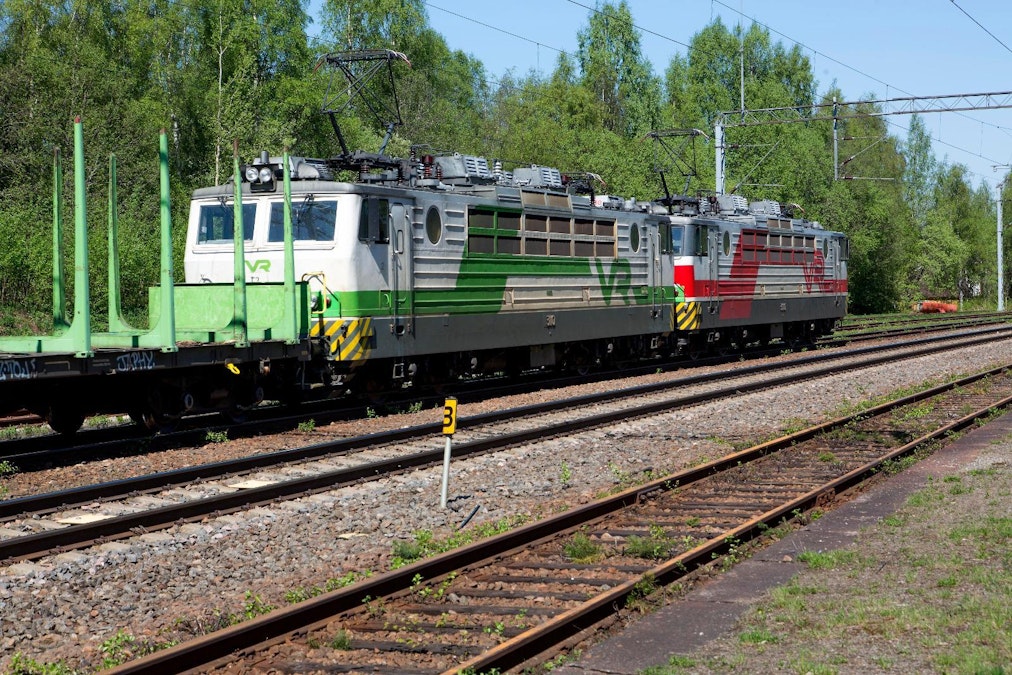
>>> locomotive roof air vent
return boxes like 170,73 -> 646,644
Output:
512,165 -> 564,189
432,153 -> 494,185
716,194 -> 749,214
749,200 -> 782,217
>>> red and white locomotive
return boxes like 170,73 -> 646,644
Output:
662,193 -> 847,355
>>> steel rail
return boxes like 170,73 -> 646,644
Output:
103,363 -> 1012,673
1,320 -> 1007,462
1,328 -> 1008,563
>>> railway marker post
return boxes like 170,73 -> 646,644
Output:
440,397 -> 458,508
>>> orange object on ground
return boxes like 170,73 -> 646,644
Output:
916,300 -> 958,313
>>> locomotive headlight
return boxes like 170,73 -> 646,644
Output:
243,153 -> 278,193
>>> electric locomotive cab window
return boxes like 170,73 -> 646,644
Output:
197,203 -> 256,244
268,199 -> 337,242
359,197 -> 390,242
425,207 -> 442,244
661,224 -> 683,255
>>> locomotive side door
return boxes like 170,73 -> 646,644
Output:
646,222 -> 659,316
658,221 -> 676,323
707,225 -> 719,308
389,201 -> 414,336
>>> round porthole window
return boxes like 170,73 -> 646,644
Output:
630,224 -> 641,252
425,206 -> 442,244
722,230 -> 731,256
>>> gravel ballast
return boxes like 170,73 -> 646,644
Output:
2,337 -> 1012,670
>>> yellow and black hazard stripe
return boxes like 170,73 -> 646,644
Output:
309,317 -> 375,361
675,301 -> 700,331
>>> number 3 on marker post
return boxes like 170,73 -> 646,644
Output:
442,398 -> 457,435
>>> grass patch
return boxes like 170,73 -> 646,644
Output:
0,459 -> 17,478
285,571 -> 369,604
563,530 -> 603,563
739,628 -> 779,644
389,516 -> 529,569
796,549 -> 857,570
681,462 -> 1012,672
624,524 -> 675,560
204,429 -> 228,444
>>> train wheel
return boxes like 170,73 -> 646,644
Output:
46,404 -> 84,435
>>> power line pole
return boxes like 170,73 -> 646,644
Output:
998,168 -> 1009,312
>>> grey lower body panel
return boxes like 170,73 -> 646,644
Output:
694,295 -> 846,331
358,304 -> 672,361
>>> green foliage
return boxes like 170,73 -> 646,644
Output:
391,538 -> 425,567
797,549 -> 857,570
100,629 -> 136,668
285,571 -> 368,603
625,573 -> 660,613
204,429 -> 229,443
625,524 -> 674,560
576,1 -> 661,138
3,653 -> 75,675
0,1 -> 996,325
559,461 -> 573,485
0,460 -> 17,478
563,530 -> 603,562
329,628 -> 352,650
241,591 -> 274,620
739,628 -> 779,644
297,418 -> 316,432
389,516 -> 528,568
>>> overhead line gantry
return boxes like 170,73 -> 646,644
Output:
715,90 -> 1012,195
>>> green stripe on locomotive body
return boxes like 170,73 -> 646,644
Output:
313,187 -> 662,319
448,254 -> 640,314
323,251 -> 646,318
182,167 -> 682,373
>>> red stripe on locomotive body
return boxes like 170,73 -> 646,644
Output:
674,228 -> 846,321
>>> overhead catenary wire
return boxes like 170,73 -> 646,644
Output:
421,0 -> 1008,182
708,0 -> 1012,179
948,0 -> 1012,58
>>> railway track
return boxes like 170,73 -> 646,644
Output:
1,326 -> 1008,565
2,312 -> 1006,453
99,360 -> 1012,673
838,309 -> 1001,331
833,313 -> 1009,342
1,320 -> 1008,469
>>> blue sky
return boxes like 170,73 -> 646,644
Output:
312,1 -> 1012,191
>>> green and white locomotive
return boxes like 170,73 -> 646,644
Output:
185,152 -> 682,392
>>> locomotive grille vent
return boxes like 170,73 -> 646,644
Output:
749,200 -> 782,216
717,194 -> 749,213
462,155 -> 493,179
512,166 -> 563,189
